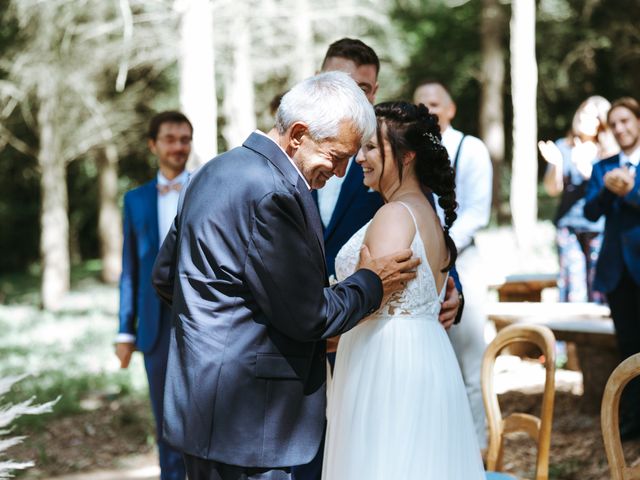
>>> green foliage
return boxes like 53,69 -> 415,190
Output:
391,0 -> 640,223
391,0 -> 489,137
0,1 -> 178,275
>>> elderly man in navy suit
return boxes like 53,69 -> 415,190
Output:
585,96 -> 640,441
116,111 -> 192,480
151,72 -> 419,480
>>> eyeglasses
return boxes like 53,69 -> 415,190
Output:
157,135 -> 192,146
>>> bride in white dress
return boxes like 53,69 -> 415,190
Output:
322,102 -> 485,479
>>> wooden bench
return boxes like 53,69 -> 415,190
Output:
487,302 -> 617,413
489,273 -> 558,302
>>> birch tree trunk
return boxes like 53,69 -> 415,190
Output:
179,0 -> 218,166
222,9 -> 256,149
509,0 -> 538,246
480,0 -> 505,221
293,0 -> 315,82
97,143 -> 122,284
37,78 -> 69,311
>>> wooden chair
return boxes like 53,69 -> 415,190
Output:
601,353 -> 640,480
482,324 -> 556,480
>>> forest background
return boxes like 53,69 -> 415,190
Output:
1,0 -> 639,308
1,1 -> 640,478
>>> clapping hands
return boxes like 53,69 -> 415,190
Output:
604,166 -> 636,196
538,140 -> 563,167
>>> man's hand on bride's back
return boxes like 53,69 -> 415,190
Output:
357,245 -> 420,297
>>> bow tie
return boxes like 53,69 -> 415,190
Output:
157,182 -> 182,195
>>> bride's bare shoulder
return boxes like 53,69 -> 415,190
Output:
363,202 -> 415,256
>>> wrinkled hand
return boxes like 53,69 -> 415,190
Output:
438,276 -> 459,330
357,245 -> 420,298
538,140 -> 562,167
604,168 -> 635,196
115,342 -> 135,369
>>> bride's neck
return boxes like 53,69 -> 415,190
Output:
384,177 -> 422,203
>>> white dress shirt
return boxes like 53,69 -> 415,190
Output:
317,157 -> 354,227
619,146 -> 640,174
116,170 -> 188,345
158,170 -> 189,245
437,127 -> 493,251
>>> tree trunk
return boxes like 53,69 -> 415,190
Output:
97,143 -> 122,284
293,0 -> 314,82
179,0 -> 217,167
480,0 -> 505,222
509,0 -> 538,247
37,79 -> 69,311
222,10 -> 256,149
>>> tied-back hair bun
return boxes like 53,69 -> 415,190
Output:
374,101 -> 458,271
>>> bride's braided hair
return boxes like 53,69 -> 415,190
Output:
374,101 -> 458,271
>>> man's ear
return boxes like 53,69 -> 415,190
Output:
371,82 -> 380,101
289,122 -> 309,150
447,102 -> 457,123
148,138 -> 157,155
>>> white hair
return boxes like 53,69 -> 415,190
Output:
275,71 -> 376,143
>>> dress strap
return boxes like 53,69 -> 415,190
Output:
396,201 -> 419,231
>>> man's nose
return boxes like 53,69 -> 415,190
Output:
334,161 -> 349,177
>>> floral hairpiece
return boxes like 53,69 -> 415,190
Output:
423,132 -> 440,145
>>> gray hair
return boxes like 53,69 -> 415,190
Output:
275,71 -> 376,143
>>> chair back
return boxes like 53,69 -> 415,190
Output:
601,353 -> 640,480
482,324 -> 556,480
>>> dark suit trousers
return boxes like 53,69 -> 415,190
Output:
607,265 -> 640,422
184,454 -> 291,480
145,306 -> 186,480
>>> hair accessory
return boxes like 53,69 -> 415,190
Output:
423,131 -> 440,145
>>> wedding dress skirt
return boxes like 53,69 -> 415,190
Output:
322,203 -> 485,480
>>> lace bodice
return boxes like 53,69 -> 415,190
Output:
335,202 -> 447,319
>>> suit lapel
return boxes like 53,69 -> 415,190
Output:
324,159 -> 363,240
243,132 -> 327,265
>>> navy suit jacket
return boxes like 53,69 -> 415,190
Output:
584,154 -> 640,293
118,179 -> 163,354
151,133 -> 383,467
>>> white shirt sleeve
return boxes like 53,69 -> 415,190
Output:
449,135 -> 493,250
115,333 -> 136,343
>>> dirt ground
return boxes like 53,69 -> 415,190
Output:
10,398 -> 156,478
499,389 -> 640,479
8,380 -> 640,479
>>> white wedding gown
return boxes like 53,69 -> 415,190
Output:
322,202 -> 485,480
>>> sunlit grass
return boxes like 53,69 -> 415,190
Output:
0,263 -> 148,431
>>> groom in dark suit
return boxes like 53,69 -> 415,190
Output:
116,111 -> 192,479
152,72 -> 419,480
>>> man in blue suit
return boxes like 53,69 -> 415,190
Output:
116,111 -> 192,479
585,96 -> 640,440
